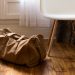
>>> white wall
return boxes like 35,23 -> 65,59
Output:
0,0 -> 20,19
0,0 -> 50,39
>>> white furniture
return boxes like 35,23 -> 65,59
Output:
41,0 -> 75,20
41,0 -> 75,56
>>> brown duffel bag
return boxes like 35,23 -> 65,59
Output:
0,29 -> 46,67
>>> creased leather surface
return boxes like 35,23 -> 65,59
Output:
0,31 -> 46,67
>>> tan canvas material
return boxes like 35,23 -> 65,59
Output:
0,29 -> 46,67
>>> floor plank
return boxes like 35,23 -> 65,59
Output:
49,42 -> 75,75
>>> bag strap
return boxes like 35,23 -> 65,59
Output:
6,33 -> 16,37
17,35 -> 25,42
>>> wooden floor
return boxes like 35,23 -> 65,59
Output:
0,43 -> 75,75
0,59 -> 56,75
49,43 -> 75,75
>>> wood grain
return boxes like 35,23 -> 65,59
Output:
49,42 -> 75,75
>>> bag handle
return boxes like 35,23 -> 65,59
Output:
17,35 -> 25,42
6,33 -> 16,37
